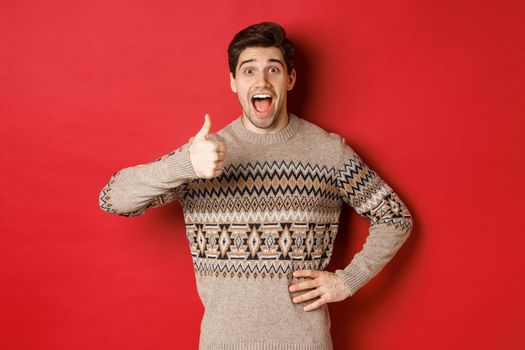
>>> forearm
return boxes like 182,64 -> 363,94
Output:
335,191 -> 413,296
99,142 -> 197,216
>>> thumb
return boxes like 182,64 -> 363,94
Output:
195,114 -> 211,140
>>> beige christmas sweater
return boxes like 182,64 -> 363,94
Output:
99,114 -> 413,350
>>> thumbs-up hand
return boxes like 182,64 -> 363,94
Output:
189,114 -> 228,179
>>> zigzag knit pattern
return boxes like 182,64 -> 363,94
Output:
178,157 -> 411,281
336,152 -> 412,231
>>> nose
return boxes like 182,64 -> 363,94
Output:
254,71 -> 271,88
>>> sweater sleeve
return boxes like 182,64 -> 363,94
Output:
99,140 -> 198,217
333,137 -> 413,296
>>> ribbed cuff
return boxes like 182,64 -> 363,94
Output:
334,264 -> 371,297
160,143 -> 198,181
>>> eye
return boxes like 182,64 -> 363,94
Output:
269,66 -> 280,73
243,68 -> 254,75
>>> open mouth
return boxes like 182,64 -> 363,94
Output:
251,93 -> 273,116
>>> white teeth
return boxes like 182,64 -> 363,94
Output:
253,94 -> 272,99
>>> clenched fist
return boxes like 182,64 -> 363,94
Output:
189,114 -> 227,179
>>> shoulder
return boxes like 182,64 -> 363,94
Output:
295,116 -> 364,171
297,115 -> 346,148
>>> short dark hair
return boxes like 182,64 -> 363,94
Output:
228,22 -> 295,77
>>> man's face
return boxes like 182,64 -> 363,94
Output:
230,46 -> 296,133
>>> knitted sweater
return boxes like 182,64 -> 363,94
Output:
99,114 -> 413,350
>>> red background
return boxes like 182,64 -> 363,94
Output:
2,1 -> 524,349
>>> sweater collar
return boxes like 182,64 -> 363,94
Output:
231,113 -> 301,144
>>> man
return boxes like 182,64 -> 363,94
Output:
99,22 -> 413,350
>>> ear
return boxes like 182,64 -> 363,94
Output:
287,68 -> 297,91
230,72 -> 237,93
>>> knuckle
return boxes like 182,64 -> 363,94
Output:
208,152 -> 218,161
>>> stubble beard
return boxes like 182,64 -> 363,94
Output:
242,99 -> 284,130
243,111 -> 276,129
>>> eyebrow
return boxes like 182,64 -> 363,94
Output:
238,58 -> 285,69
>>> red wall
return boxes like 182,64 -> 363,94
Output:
2,1 -> 524,349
